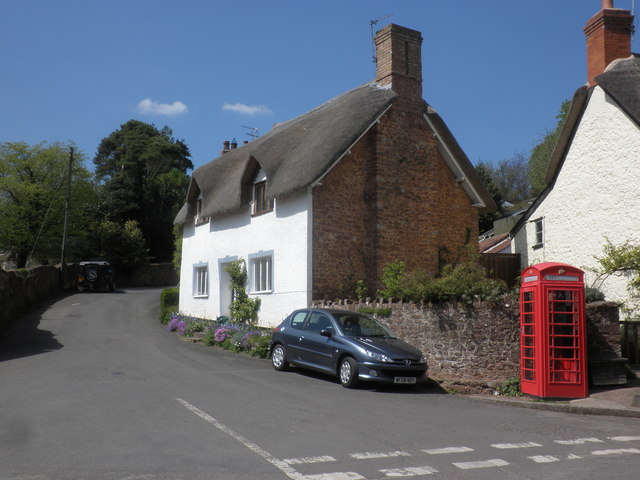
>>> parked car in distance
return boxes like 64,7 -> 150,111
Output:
77,260 -> 116,292
270,308 -> 428,388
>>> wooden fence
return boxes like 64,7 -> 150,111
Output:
480,253 -> 521,288
622,321 -> 640,365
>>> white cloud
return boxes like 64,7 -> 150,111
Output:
223,102 -> 273,116
136,98 -> 188,116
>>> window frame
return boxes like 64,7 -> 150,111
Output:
532,217 -> 544,249
195,193 -> 209,226
252,180 -> 273,216
248,251 -> 273,294
193,263 -> 209,298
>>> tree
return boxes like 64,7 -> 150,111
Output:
528,100 -> 571,195
0,141 -> 96,268
93,120 -> 192,262
593,239 -> 640,319
493,153 -> 531,204
86,220 -> 148,272
475,162 -> 503,233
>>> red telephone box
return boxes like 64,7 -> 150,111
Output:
519,262 -> 588,398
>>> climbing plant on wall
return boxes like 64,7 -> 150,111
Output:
224,259 -> 261,325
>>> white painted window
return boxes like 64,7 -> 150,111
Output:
193,264 -> 209,297
533,218 -> 544,248
250,254 -> 272,293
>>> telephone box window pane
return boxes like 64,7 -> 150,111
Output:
524,291 -> 533,302
524,359 -> 535,369
523,336 -> 534,346
523,348 -> 534,358
523,302 -> 533,313
553,325 -> 575,336
522,313 -> 533,324
524,370 -> 535,381
524,325 -> 534,335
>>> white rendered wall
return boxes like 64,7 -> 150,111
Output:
514,87 -> 640,310
179,189 -> 312,327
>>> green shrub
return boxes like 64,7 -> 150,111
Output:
378,259 -> 507,304
585,286 -> 605,303
159,287 -> 179,324
496,377 -> 522,397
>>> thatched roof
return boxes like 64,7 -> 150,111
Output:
175,81 -> 495,224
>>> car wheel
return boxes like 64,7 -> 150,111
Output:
339,356 -> 358,388
271,344 -> 289,371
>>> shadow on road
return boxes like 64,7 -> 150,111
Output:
286,367 -> 449,395
0,297 -> 64,362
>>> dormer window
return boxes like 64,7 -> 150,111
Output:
252,169 -> 273,216
195,193 -> 208,225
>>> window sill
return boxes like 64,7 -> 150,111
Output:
532,243 -> 544,250
193,294 -> 209,299
250,290 -> 273,295
251,209 -> 273,217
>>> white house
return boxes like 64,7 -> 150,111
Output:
512,1 -> 640,312
173,24 -> 494,326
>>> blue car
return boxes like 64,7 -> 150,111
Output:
270,308 -> 428,388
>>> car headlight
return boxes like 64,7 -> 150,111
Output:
365,349 -> 392,363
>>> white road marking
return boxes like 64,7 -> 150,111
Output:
303,473 -> 364,480
555,437 -> 603,445
177,398 -> 307,480
491,442 -> 542,449
380,466 -> 438,477
422,446 -> 474,455
567,454 -> 582,460
349,451 -> 411,460
592,448 -> 640,456
529,455 -> 560,463
453,459 -> 509,470
284,456 -> 336,465
609,436 -> 640,442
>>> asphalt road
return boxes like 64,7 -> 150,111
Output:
1,288 -> 640,480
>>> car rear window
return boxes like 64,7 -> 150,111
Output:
290,312 -> 307,329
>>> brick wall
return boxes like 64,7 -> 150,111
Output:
311,104 -> 479,299
312,130 -> 378,298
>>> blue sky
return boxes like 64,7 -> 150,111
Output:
2,0 -> 639,171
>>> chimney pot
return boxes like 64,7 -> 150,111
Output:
231,138 -> 238,149
602,0 -> 614,9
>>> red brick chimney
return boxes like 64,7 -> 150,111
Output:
374,24 -> 423,109
584,0 -> 634,86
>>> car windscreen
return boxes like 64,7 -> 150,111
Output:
334,313 -> 397,338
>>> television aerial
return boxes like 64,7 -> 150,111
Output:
242,125 -> 260,138
370,13 -> 393,63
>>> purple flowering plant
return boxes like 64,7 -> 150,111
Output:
167,314 -> 180,332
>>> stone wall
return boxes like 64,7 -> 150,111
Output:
0,264 -> 81,330
313,297 -> 622,388
117,262 -> 178,288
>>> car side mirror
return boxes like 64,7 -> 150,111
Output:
320,329 -> 333,338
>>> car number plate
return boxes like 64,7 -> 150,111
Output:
394,376 -> 416,384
